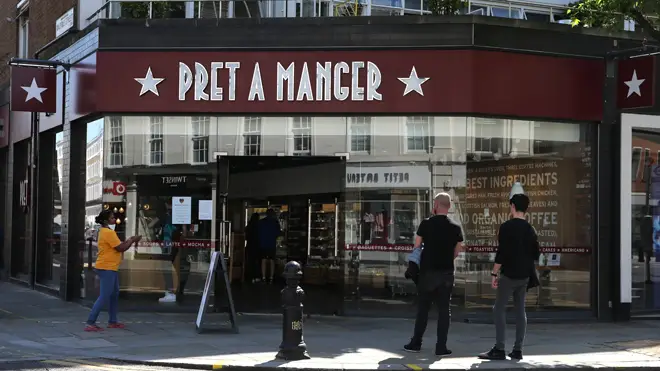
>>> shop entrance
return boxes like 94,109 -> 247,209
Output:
216,155 -> 346,314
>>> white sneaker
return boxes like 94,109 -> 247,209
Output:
158,292 -> 176,303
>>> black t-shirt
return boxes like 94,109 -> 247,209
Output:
417,215 -> 464,273
495,218 -> 541,280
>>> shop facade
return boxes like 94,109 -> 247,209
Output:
2,16 -> 651,321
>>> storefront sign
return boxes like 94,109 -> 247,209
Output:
10,66 -> 57,113
618,56 -> 656,109
55,7 -> 75,38
345,165 -> 430,189
95,50 -> 603,120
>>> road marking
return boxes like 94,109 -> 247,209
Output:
212,363 -> 223,369
406,364 -> 423,370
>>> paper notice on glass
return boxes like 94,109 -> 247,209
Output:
199,200 -> 213,221
172,196 -> 192,225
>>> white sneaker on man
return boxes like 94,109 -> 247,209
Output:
159,292 -> 176,303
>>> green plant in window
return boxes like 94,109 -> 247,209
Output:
428,0 -> 462,15
566,0 -> 660,42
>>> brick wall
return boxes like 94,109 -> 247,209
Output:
0,0 -> 19,86
0,0 -> 77,86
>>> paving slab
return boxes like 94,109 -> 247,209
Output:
3,283 -> 660,370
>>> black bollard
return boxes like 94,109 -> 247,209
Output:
276,261 -> 311,360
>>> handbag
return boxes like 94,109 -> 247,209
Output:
527,264 -> 540,291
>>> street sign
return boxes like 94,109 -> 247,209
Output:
11,67 -> 57,113
618,56 -> 656,109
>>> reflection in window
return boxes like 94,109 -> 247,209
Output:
149,117 -> 164,165
191,116 -> 210,163
474,118 -> 503,154
292,117 -> 312,156
641,148 -> 651,182
350,117 -> 372,153
243,117 -> 262,156
109,117 -> 124,166
632,147 -> 642,181
406,116 -> 432,152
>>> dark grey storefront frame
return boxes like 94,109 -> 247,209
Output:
23,15 -> 653,321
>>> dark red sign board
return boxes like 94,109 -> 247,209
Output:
94,50 -> 604,121
618,56 -> 656,109
11,67 -> 57,113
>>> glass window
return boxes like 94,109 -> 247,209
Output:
292,117 -> 312,156
406,116 -> 432,152
97,115 -> 594,316
243,117 -> 262,156
109,117 -> 124,167
632,147 -> 642,181
491,6 -> 522,18
350,117 -> 372,153
149,117 -> 164,165
191,116 -> 210,163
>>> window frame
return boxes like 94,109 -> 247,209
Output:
242,116 -> 262,156
148,116 -> 165,166
190,116 -> 210,164
404,116 -> 433,154
348,116 -> 373,154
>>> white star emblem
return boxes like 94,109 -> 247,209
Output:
624,70 -> 645,98
21,78 -> 48,103
135,67 -> 164,97
398,67 -> 430,96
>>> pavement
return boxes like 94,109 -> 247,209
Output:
2,283 -> 660,371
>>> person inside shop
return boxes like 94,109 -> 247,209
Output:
478,192 -> 540,361
84,210 -> 141,332
258,209 -> 281,284
245,213 -> 261,283
158,200 -> 183,303
403,192 -> 463,357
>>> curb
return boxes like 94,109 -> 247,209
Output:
105,358 -> 660,371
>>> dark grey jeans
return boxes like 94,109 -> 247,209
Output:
494,275 -> 529,351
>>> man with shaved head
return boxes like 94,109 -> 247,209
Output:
404,192 -> 464,357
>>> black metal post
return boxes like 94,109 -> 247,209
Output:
276,261 -> 310,361
28,111 -> 39,289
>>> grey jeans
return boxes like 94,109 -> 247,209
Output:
494,275 -> 529,351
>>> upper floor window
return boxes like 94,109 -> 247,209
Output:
243,117 -> 262,156
474,118 -> 503,154
292,117 -> 312,156
18,15 -> 29,59
109,117 -> 123,166
191,116 -> 210,163
350,117 -> 372,153
149,117 -> 164,165
406,116 -> 432,152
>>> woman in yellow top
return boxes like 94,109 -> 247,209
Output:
85,210 -> 141,332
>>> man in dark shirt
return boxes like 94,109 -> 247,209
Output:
479,193 -> 540,361
404,193 -> 463,356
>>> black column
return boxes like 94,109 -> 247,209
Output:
63,122 -> 87,301
599,57 -> 627,321
35,131 -> 55,286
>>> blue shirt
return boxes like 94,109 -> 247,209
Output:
258,217 -> 280,250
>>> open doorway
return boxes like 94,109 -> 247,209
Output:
217,155 -> 347,314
